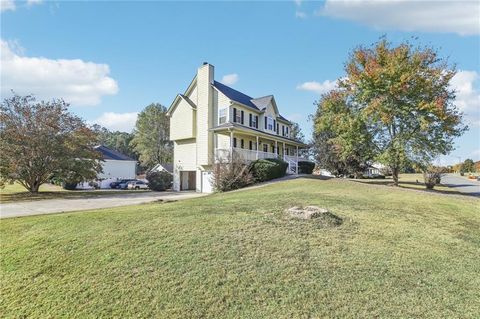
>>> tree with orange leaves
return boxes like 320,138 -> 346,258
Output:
334,38 -> 467,185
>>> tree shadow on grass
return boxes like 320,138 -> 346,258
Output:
351,179 -> 479,197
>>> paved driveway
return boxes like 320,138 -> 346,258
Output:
0,191 -> 206,219
442,174 -> 480,197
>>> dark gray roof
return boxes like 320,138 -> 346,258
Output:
94,145 -> 136,161
212,81 -> 291,123
160,163 -> 173,173
213,81 -> 259,110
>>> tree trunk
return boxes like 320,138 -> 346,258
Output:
29,181 -> 41,193
392,166 -> 399,186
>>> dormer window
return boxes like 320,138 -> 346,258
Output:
267,117 -> 274,131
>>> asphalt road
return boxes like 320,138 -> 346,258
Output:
442,174 -> 480,197
0,191 -> 206,219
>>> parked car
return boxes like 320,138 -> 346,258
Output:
110,179 -> 136,189
127,180 -> 149,190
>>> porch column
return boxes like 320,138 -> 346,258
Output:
256,136 -> 259,160
213,133 -> 217,162
230,130 -> 234,162
296,145 -> 299,175
275,141 -> 278,158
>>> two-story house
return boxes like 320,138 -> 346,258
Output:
167,63 -> 307,193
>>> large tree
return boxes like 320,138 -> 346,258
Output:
131,103 -> 172,168
315,39 -> 466,185
313,91 -> 374,177
0,94 -> 102,193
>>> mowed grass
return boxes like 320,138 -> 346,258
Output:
1,178 -> 479,318
353,173 -> 461,194
0,182 -> 148,203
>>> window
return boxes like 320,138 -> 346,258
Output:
249,114 -> 252,127
282,125 -> 285,136
249,141 -> 253,150
276,123 -> 279,134
271,145 -> 275,153
253,115 -> 258,128
233,108 -> 241,123
241,139 -> 244,149
263,144 -> 268,152
267,117 -> 274,131
233,137 -> 237,148
286,126 -> 289,137
218,107 -> 227,124
286,148 -> 289,155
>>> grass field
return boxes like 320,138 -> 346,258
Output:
1,178 -> 479,318
353,173 -> 461,194
0,183 -> 149,203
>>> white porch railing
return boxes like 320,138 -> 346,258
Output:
215,148 -> 278,162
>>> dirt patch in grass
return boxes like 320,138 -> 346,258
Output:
286,206 -> 343,227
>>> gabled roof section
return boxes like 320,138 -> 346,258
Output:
213,81 -> 259,111
251,95 -> 273,110
167,94 -> 197,116
94,145 -> 136,161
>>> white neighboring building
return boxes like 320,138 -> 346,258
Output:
94,145 -> 137,188
167,63 -> 306,193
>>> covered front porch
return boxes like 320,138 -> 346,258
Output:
211,124 -> 308,174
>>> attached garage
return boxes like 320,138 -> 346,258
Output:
180,171 -> 196,190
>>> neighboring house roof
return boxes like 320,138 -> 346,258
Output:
149,163 -> 173,174
94,145 -> 136,161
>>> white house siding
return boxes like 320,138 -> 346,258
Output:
173,139 -> 197,191
97,160 -> 136,180
170,98 -> 196,140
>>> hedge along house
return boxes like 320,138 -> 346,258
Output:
167,63 -> 307,193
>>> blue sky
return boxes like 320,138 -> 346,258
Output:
1,0 -> 479,165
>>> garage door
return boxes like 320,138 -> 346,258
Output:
180,171 -> 196,190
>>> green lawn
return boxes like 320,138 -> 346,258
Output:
353,173 -> 461,194
1,178 -> 479,318
0,182 -> 149,203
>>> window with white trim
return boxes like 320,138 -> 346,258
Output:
267,117 -> 274,131
218,107 -> 227,125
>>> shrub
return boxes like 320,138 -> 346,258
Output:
212,153 -> 254,192
146,171 -> 172,191
62,182 -> 78,190
298,161 -> 315,174
250,158 -> 288,182
423,166 -> 447,190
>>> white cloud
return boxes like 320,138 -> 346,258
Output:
318,0 -> 480,36
450,70 -> 480,127
0,0 -> 15,12
296,80 -> 337,95
1,39 -> 119,106
295,11 -> 307,19
221,73 -> 239,86
294,0 -> 303,6
91,112 -> 138,132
